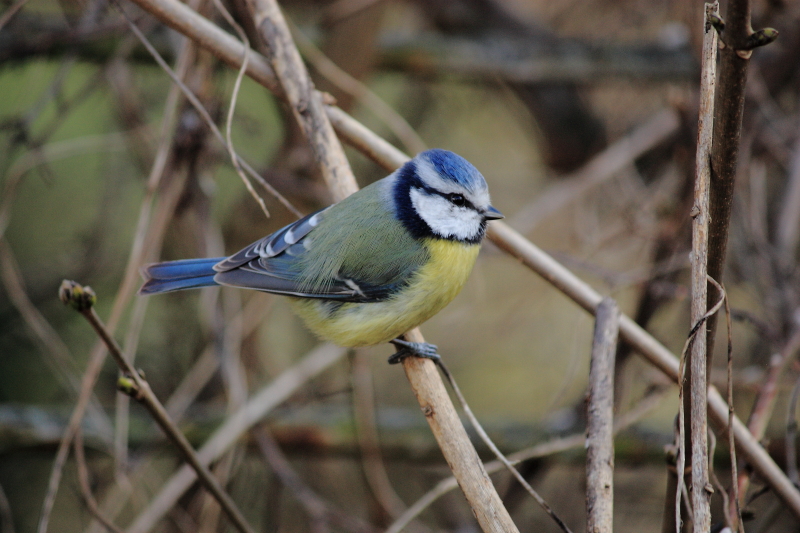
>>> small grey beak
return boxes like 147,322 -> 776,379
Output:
483,205 -> 504,220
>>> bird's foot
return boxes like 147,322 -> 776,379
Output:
388,339 -> 440,365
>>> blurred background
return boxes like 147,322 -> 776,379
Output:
1,0 -> 800,531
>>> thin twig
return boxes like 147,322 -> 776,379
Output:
113,0 -> 299,218
59,281 -> 258,533
74,429 -> 126,533
434,359 -> 572,533
677,276 -> 727,532
724,286 -> 744,533
211,0 -> 272,220
707,431 -> 731,528
586,298 -> 619,533
688,5 -> 719,531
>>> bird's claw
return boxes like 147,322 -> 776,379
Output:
388,339 -> 440,365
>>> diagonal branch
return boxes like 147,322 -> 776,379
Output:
59,281 -> 258,533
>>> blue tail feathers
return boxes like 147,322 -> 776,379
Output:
139,258 -> 224,295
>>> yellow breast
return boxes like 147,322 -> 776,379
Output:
290,239 -> 481,347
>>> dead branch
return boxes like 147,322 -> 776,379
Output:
706,0 -> 778,358
586,298 -> 619,533
688,5 -> 719,531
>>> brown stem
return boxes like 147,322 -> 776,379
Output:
60,281 -> 257,533
586,298 -> 619,533
74,429 -> 126,533
689,5 -> 719,531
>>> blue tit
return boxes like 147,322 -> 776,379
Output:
140,149 -> 503,363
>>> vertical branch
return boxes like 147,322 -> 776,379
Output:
689,4 -> 719,533
586,298 -> 619,533
705,0 -> 777,357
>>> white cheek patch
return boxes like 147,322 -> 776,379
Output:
410,188 -> 483,241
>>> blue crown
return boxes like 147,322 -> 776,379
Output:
422,149 -> 487,192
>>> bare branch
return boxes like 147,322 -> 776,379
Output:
74,430 -> 126,533
586,298 -> 619,533
689,5 -> 719,531
706,0 -> 778,358
60,281 -> 258,533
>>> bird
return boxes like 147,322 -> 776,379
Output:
139,149 -> 503,363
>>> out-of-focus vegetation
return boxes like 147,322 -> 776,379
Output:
1,0 -> 800,532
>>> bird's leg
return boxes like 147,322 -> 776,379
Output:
388,338 -> 440,365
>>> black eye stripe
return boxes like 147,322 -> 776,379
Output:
443,192 -> 476,211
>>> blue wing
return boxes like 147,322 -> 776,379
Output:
142,204 -> 407,302
214,207 -> 398,302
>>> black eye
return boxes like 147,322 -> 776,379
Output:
448,193 -> 466,207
